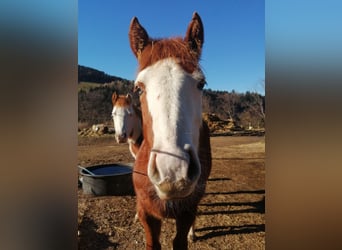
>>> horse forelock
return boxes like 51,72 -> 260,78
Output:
138,38 -> 200,74
113,95 -> 131,107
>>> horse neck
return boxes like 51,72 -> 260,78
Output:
128,105 -> 143,144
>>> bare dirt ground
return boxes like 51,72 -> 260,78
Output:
78,135 -> 265,249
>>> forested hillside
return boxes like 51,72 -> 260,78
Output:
78,65 -> 129,84
78,65 -> 265,130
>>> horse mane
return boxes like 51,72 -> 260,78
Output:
138,37 -> 200,74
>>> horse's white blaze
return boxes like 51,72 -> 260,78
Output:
135,59 -> 203,197
112,105 -> 133,143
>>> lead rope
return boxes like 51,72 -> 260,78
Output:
133,169 -> 147,176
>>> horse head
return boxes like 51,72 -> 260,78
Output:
111,92 -> 134,143
129,12 -> 206,200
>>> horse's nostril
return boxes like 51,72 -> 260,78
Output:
118,133 -> 126,140
185,145 -> 200,182
187,154 -> 197,181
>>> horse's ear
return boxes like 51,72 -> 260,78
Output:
184,12 -> 204,59
126,94 -> 132,104
129,17 -> 149,58
112,92 -> 118,104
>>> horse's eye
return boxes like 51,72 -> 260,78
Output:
197,79 -> 206,90
135,86 -> 144,96
134,82 -> 145,96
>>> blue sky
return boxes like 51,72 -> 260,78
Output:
78,0 -> 265,94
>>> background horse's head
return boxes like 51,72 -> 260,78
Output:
111,92 -> 134,143
129,12 -> 206,200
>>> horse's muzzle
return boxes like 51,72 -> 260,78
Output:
147,144 -> 201,200
115,133 -> 127,143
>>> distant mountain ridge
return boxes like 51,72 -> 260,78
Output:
78,65 -> 128,83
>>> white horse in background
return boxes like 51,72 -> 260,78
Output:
111,92 -> 143,158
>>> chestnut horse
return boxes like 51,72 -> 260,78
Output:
113,92 -> 197,238
129,12 -> 212,249
111,92 -> 143,158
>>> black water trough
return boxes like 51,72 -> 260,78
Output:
79,163 -> 135,196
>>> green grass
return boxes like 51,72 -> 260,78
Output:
78,82 -> 103,92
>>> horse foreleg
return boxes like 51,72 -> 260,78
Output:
138,211 -> 162,250
174,213 -> 196,250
